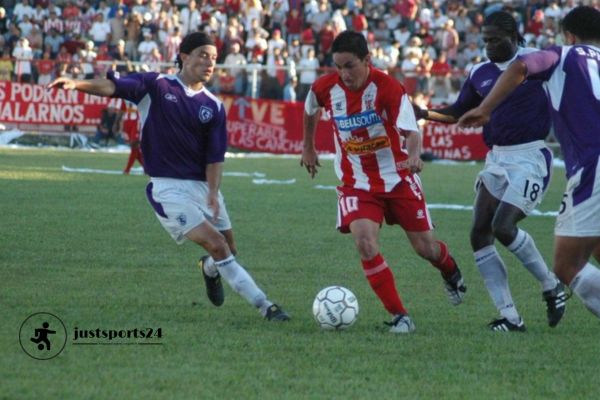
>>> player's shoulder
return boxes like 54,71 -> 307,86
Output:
368,67 -> 405,96
312,71 -> 340,92
366,67 -> 396,85
467,58 -> 497,78
200,87 -> 224,111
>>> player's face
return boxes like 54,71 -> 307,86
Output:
482,26 -> 517,63
181,45 -> 217,83
332,52 -> 370,91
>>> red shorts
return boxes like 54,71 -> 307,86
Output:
336,174 -> 434,233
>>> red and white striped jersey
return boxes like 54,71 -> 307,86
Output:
305,66 -> 419,193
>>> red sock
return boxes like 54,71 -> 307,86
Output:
431,241 -> 457,278
124,150 -> 136,173
124,148 -> 143,173
136,148 -> 144,167
361,254 -> 407,315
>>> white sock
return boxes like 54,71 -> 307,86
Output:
214,256 -> 272,311
202,256 -> 218,278
507,229 -> 558,291
474,245 -> 521,323
570,263 -> 600,318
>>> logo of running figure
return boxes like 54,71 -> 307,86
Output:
30,322 -> 56,350
19,312 -> 67,360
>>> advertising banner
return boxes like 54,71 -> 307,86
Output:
0,83 -> 488,160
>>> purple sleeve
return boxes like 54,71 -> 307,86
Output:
106,70 -> 156,103
206,105 -> 227,164
518,47 -> 562,81
453,75 -> 483,115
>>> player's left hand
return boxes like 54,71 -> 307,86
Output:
457,107 -> 490,128
48,77 -> 77,90
398,156 -> 423,174
300,147 -> 321,178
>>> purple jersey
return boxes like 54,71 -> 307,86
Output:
520,45 -> 600,178
454,48 -> 550,148
107,70 -> 227,180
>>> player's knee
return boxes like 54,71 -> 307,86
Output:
354,236 -> 379,260
202,233 -> 231,259
491,219 -> 517,246
554,264 -> 573,286
413,240 -> 437,261
470,227 -> 493,251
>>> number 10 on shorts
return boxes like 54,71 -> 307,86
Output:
339,196 -> 359,217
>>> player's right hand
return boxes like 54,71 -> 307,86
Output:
48,77 -> 77,90
457,107 -> 490,128
411,103 -> 427,120
300,147 -> 320,179
207,191 -> 220,222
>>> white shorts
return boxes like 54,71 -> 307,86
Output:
476,140 -> 553,215
145,177 -> 232,244
555,156 -> 600,237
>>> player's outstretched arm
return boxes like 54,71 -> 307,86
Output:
413,103 -> 461,124
48,77 -> 116,98
458,60 -> 528,128
301,110 -> 321,178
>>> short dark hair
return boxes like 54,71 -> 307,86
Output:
176,32 -> 215,70
331,30 -> 369,60
484,11 -> 524,45
562,6 -> 600,42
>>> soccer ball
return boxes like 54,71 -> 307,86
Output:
312,286 -> 359,330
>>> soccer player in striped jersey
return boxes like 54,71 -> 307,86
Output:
48,32 -> 290,321
414,11 -> 566,332
459,6 -> 600,321
302,30 -> 466,333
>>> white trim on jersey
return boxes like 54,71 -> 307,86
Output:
305,89 -> 320,115
396,93 -> 419,132
137,94 -> 151,135
544,46 -> 570,111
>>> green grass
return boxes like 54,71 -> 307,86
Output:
1,147 -> 598,399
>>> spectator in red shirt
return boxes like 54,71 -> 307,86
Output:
397,0 -> 419,31
63,0 -> 80,19
429,51 -> 453,101
36,50 -> 55,85
285,8 -> 303,46
318,21 -> 336,65
300,22 -> 315,58
351,9 -> 368,38
526,9 -> 545,36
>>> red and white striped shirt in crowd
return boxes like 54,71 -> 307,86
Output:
44,17 -> 64,34
305,66 -> 420,193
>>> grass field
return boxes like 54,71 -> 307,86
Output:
1,147 -> 598,399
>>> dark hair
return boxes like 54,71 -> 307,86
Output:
562,6 -> 600,41
176,32 -> 215,70
331,30 -> 369,60
484,11 -> 524,45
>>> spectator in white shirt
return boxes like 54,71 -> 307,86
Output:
137,31 -> 158,63
223,42 -> 247,95
12,37 -> 33,83
89,13 -> 112,46
180,0 -> 202,36
13,0 -> 35,23
297,47 -> 319,101
17,14 -> 33,37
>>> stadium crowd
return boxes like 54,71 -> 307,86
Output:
0,0 -> 595,104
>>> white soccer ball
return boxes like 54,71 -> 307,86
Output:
312,286 -> 359,330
